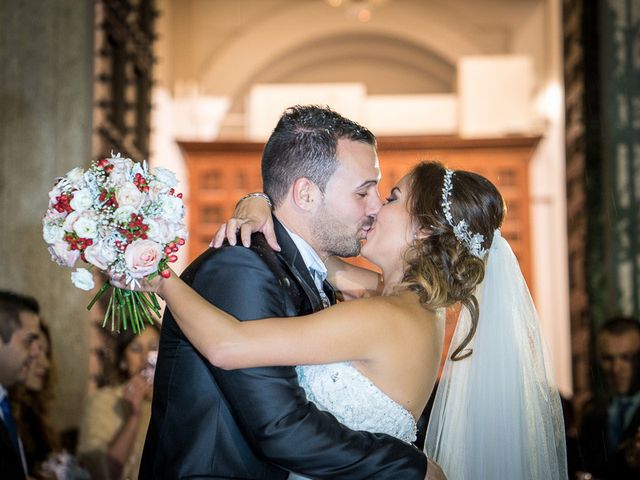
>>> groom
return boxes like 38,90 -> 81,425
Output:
139,105 -> 431,479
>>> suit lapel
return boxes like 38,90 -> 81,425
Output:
323,280 -> 337,305
621,401 -> 640,441
0,418 -> 23,474
273,217 -> 324,312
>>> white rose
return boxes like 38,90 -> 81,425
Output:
113,205 -> 138,224
152,167 -> 178,188
65,167 -> 85,186
108,158 -> 133,186
124,239 -> 163,278
116,182 -> 144,209
160,195 -> 184,223
175,225 -> 188,242
146,218 -> 176,244
108,168 -> 128,186
109,156 -> 133,170
69,189 -> 94,212
73,215 -> 98,239
71,268 -> 95,291
62,211 -> 80,232
148,180 -> 171,196
85,241 -> 118,270
48,242 -> 80,268
43,223 -> 65,244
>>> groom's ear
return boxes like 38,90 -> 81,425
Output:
291,177 -> 322,212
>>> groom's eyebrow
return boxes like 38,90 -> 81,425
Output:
390,187 -> 401,195
356,180 -> 379,190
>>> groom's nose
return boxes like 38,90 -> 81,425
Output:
366,189 -> 383,216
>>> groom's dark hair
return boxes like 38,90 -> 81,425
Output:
0,291 -> 39,344
262,105 -> 376,207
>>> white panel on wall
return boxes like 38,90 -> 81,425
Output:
247,83 -> 367,140
173,94 -> 231,141
365,94 -> 458,135
458,55 -> 535,138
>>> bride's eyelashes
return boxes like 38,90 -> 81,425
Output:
384,187 -> 401,205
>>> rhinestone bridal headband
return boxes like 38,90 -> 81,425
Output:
441,169 -> 487,258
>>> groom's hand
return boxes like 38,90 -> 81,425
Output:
425,458 -> 447,480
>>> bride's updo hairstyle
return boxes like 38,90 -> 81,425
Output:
401,162 -> 505,360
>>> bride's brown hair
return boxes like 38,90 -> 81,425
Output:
400,162 -> 505,360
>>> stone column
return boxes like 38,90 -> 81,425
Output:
0,1 -> 94,433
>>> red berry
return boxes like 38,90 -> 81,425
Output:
164,246 -> 172,254
177,238 -> 185,245
169,255 -> 178,262
177,193 -> 183,199
160,270 -> 171,278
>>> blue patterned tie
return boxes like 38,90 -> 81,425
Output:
0,395 -> 19,453
310,268 -> 331,309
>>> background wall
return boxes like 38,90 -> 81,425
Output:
0,1 -> 95,432
152,0 -> 573,394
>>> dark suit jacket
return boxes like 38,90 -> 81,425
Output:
578,398 -> 640,479
0,415 -> 26,480
139,218 -> 427,479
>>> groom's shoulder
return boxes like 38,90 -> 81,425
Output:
180,233 -> 282,284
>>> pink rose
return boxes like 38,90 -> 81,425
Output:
146,218 -> 177,244
116,182 -> 144,209
48,241 -> 80,268
124,239 -> 163,278
85,241 -> 117,270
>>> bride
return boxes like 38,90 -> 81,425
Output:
120,162 -> 567,479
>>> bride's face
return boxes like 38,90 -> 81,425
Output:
361,175 -> 415,266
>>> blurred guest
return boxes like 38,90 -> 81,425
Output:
11,319 -> 90,480
77,325 -> 159,480
0,290 -> 41,479
9,321 -> 58,477
578,316 -> 640,479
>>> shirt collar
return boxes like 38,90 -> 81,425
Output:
280,222 -> 327,278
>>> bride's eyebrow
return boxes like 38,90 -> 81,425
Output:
389,187 -> 401,195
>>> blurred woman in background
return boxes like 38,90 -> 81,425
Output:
77,325 -> 159,480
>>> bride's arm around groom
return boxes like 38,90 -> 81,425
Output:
140,224 -> 431,479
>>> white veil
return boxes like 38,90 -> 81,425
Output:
425,230 -> 567,479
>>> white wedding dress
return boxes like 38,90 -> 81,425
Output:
288,362 -> 418,480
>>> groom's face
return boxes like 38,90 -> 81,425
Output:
310,138 -> 382,257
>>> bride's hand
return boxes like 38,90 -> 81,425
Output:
210,194 -> 280,251
109,271 -> 169,295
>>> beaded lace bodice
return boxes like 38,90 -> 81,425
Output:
296,362 -> 417,443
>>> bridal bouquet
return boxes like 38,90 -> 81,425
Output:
43,153 -> 187,332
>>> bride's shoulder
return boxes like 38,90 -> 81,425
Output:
357,291 -> 435,325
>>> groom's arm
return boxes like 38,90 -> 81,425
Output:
191,245 -> 427,479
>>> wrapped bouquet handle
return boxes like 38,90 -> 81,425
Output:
43,153 -> 188,333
